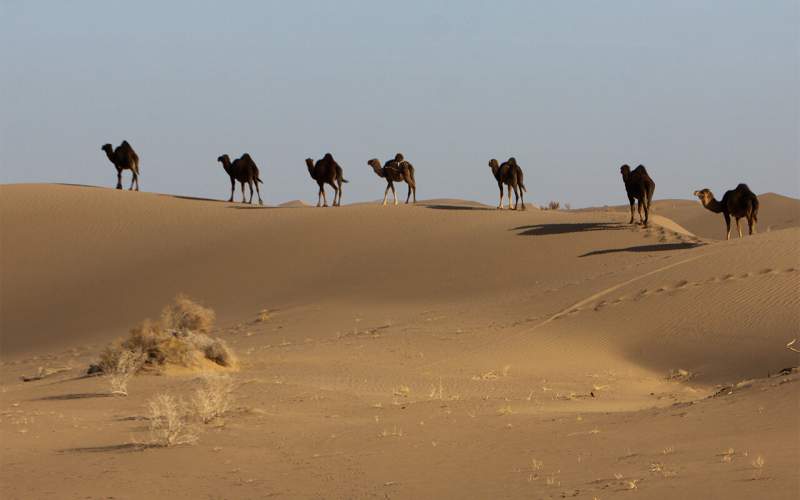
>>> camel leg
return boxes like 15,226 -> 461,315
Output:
229,178 -> 235,202
254,180 -> 263,205
382,185 -> 389,206
116,169 -> 123,190
736,218 -> 743,239
331,181 -> 340,206
643,200 -> 649,226
512,185 -> 520,210
724,213 -> 731,240
338,180 -> 343,206
627,195 -> 635,224
240,181 -> 247,203
405,183 -> 412,204
749,216 -> 756,235
391,184 -> 398,206
247,180 -> 254,204
637,200 -> 644,224
321,186 -> 328,207
497,183 -> 504,209
507,186 -> 513,210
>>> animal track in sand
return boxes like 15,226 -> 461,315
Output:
582,267 -> 799,315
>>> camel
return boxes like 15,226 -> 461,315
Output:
620,164 -> 655,226
488,157 -> 526,210
305,153 -> 348,207
101,141 -> 140,191
217,153 -> 264,205
367,153 -> 417,205
693,184 -> 759,240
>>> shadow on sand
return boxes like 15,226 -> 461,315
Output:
425,204 -> 494,211
580,242 -> 703,257
513,222 -> 627,236
59,443 -> 148,454
36,393 -> 113,401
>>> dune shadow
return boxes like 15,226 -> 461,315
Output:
36,392 -> 113,401
55,183 -> 107,189
425,204 -> 493,211
514,222 -> 626,236
60,443 -> 147,454
580,242 -> 703,257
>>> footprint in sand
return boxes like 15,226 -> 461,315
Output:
674,280 -> 689,288
759,268 -> 775,275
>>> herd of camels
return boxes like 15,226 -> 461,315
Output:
101,140 -> 760,240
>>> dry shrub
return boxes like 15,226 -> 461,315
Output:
108,348 -> 146,396
147,393 -> 197,447
192,374 -> 235,423
161,294 -> 215,333
546,201 -> 561,210
94,295 -> 237,375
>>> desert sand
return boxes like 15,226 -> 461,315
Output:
1,183 -> 798,499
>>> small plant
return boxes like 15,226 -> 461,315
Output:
256,309 -> 271,322
108,348 -> 145,396
547,201 -> 560,210
752,454 -> 765,479
192,374 -> 235,424
161,294 -> 215,333
147,393 -> 197,447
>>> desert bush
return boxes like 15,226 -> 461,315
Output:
92,295 -> 237,376
108,348 -> 146,396
147,393 -> 197,447
546,201 -> 561,210
192,374 -> 235,423
161,294 -> 215,333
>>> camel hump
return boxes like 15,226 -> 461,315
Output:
736,183 -> 753,193
633,164 -> 649,176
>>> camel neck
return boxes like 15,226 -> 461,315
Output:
705,198 -> 724,213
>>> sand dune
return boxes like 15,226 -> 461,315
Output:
594,192 -> 800,240
1,183 -> 798,499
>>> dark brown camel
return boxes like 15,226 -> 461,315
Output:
217,153 -> 264,205
101,141 -> 140,191
305,153 -> 348,207
620,164 -> 655,226
488,157 -> 526,210
693,184 -> 759,240
367,153 -> 417,205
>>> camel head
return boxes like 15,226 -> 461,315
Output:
620,164 -> 631,181
305,158 -> 315,175
217,154 -> 230,164
101,143 -> 113,154
488,158 -> 501,174
693,188 -> 714,206
367,158 -> 384,177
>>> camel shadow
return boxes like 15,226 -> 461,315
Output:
580,242 -> 704,257
514,222 -> 626,236
226,205 -> 275,210
425,204 -> 494,211
36,393 -> 113,401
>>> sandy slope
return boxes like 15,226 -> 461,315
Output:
1,184 -> 798,499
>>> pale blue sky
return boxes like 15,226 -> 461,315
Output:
1,1 -> 798,206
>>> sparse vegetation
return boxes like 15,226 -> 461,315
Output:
546,201 -> 561,210
94,295 -> 237,376
192,374 -> 235,423
256,309 -> 271,322
147,393 -> 197,447
108,348 -> 146,396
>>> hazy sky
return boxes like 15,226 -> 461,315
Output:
2,1 -> 798,206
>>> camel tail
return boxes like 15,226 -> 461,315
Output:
342,178 -> 349,183
257,177 -> 263,184
517,170 -> 526,192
